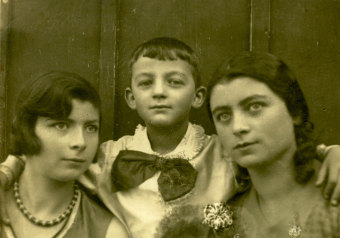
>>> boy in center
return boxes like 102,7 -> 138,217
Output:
93,37 -> 237,237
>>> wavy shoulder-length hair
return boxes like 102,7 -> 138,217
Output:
207,51 -> 318,184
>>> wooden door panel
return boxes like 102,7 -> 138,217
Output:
270,0 -> 340,144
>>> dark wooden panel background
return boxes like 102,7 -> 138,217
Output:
1,0 -> 339,161
270,0 -> 340,144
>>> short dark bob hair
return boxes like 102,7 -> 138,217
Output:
128,37 -> 201,86
10,71 -> 101,156
207,51 -> 318,184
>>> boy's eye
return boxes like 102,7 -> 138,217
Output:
216,112 -> 231,123
168,78 -> 184,86
85,125 -> 99,133
138,79 -> 153,87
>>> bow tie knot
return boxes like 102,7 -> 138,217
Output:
154,156 -> 166,170
112,150 -> 198,201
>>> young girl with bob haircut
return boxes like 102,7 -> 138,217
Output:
0,71 -> 128,238
206,51 -> 340,237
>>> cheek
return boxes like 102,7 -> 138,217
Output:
215,124 -> 234,149
177,90 -> 196,109
87,136 -> 99,153
261,110 -> 295,142
37,134 -> 60,152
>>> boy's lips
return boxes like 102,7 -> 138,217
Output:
150,105 -> 172,109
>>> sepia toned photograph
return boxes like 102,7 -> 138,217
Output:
1,1 -> 340,237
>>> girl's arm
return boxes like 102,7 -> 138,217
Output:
2,144 -> 340,204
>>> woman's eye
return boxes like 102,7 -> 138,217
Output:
248,102 -> 263,112
85,125 -> 99,133
217,113 -> 231,122
54,123 -> 68,130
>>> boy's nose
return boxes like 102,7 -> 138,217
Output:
69,127 -> 86,152
152,80 -> 167,98
232,112 -> 250,137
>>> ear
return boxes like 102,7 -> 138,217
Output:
125,87 -> 136,110
191,86 -> 206,108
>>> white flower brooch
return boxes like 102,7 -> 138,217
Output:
202,202 -> 234,232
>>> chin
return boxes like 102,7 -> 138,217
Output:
55,170 -> 84,182
148,119 -> 175,128
233,155 -> 263,168
56,175 -> 79,182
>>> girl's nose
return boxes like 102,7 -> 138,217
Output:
69,127 -> 86,151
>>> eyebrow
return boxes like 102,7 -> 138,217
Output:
211,105 -> 231,116
239,95 -> 268,106
133,73 -> 154,80
165,71 -> 187,78
134,71 -> 187,79
211,94 -> 268,115
45,118 -> 99,124
84,120 -> 100,124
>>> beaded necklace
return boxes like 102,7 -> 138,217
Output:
13,181 -> 80,227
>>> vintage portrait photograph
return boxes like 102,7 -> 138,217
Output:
1,0 -> 340,237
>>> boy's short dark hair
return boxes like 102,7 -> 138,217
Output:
128,37 -> 201,86
10,71 -> 101,156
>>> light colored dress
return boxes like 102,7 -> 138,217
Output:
154,189 -> 340,238
212,190 -> 340,238
81,123 -> 238,238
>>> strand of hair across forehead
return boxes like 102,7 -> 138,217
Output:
13,181 -> 80,227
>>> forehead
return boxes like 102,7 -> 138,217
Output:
59,99 -> 99,123
131,57 -> 193,78
210,77 -> 279,108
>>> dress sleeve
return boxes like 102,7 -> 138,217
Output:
105,217 -> 130,238
0,155 -> 25,189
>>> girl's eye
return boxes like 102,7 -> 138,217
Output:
85,125 -> 99,133
54,123 -> 68,130
216,113 -> 231,122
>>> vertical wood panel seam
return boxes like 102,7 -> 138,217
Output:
0,0 -> 9,161
250,0 -> 253,51
98,0 -> 119,141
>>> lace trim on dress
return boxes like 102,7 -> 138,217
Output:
130,123 -> 209,163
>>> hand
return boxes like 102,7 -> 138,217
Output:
0,171 -> 10,226
316,145 -> 340,206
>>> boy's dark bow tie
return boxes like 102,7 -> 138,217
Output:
112,150 -> 198,201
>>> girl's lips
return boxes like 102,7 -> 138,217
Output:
234,142 -> 257,149
63,158 -> 85,163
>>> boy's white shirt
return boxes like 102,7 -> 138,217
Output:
80,123 -> 238,238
